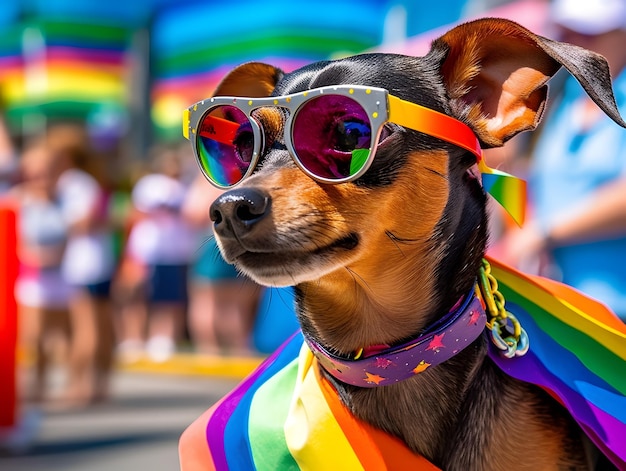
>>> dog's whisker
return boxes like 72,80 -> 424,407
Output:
344,266 -> 359,290
194,235 -> 216,257
344,266 -> 374,296
385,230 -> 407,257
424,166 -> 449,181
385,230 -> 420,245
256,287 -> 272,322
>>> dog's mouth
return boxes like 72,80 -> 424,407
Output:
314,233 -> 360,253
221,232 -> 360,286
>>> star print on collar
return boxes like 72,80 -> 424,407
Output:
469,309 -> 481,325
305,288 -> 487,388
413,360 -> 431,374
364,372 -> 386,385
374,357 -> 393,368
426,333 -> 446,351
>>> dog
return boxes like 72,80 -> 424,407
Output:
181,18 -> 626,470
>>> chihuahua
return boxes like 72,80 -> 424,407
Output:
184,18 -> 625,470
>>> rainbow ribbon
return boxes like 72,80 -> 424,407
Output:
179,257 -> 626,470
478,161 -> 527,226
388,95 -> 528,227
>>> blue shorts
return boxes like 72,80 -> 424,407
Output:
148,263 -> 188,303
85,279 -> 112,297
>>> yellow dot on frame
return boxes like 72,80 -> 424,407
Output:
273,99 -> 279,105
372,112 -> 379,118
248,100 -> 253,106
286,97 -> 291,103
349,89 -> 354,94
366,89 -> 372,94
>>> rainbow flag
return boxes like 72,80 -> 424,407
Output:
179,333 -> 439,470
179,257 -> 626,469
0,15 -> 137,130
0,24 -> 24,112
486,258 -> 626,468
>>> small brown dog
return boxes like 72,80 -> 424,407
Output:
184,18 -> 625,470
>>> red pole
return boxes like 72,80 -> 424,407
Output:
0,200 -> 18,428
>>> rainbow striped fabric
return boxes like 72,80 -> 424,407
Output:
180,333 -> 440,470
179,257 -> 626,470
486,258 -> 626,468
479,163 -> 528,226
0,18 -> 136,127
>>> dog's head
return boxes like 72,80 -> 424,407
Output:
186,18 -> 624,354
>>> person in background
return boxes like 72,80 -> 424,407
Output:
0,115 -> 17,192
47,124 -> 117,405
182,173 -> 261,356
9,141 -> 73,404
496,0 -> 626,321
0,114 -> 44,452
116,145 -> 197,362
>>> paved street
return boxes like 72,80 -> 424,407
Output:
0,357 -> 258,471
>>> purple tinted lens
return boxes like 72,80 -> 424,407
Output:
292,95 -> 372,180
196,105 -> 254,186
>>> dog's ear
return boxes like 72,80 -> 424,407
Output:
213,62 -> 283,97
433,18 -> 626,147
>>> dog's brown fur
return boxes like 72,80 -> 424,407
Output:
208,18 -> 625,470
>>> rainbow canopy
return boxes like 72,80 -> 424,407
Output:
0,1 -> 156,133
0,1 -> 480,140
150,0 -> 389,140
179,258 -> 626,470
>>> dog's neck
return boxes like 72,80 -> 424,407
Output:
295,261 -> 490,462
294,245 -> 448,356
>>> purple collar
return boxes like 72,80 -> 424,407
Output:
305,286 -> 487,388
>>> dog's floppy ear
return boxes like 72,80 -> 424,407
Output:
212,62 -> 283,97
433,18 -> 626,147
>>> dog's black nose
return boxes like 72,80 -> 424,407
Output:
210,187 -> 271,238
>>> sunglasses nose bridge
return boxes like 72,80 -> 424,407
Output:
250,104 -> 295,157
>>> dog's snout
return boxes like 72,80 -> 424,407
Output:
210,187 -> 271,239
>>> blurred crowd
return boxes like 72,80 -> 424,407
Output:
0,121 -> 276,409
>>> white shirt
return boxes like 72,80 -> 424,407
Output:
127,173 -> 198,264
57,168 -> 116,285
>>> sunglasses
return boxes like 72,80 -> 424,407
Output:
183,85 -> 484,188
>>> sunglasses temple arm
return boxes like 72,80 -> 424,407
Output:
387,95 -> 483,162
182,110 -> 241,145
388,95 -> 526,226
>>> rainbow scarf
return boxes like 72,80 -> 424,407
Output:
179,258 -> 626,470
